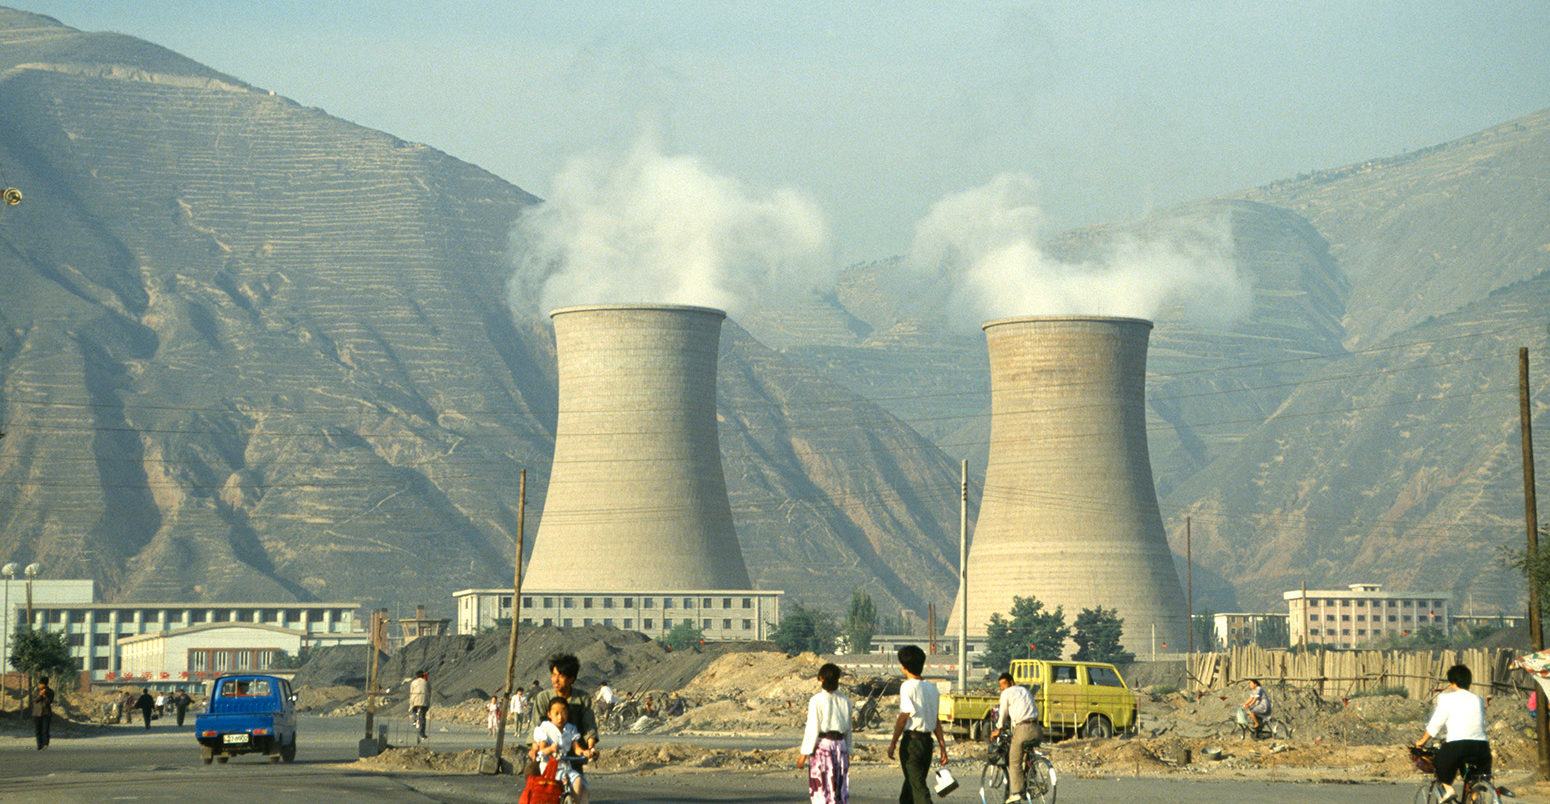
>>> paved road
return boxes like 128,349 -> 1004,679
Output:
0,716 -> 1415,803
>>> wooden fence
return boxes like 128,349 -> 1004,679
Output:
1186,646 -> 1530,700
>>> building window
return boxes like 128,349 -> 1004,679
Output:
623,599 -> 634,609
722,618 -> 732,629
583,598 -> 593,609
544,597 -> 553,608
684,598 -> 694,608
703,598 -> 712,608
702,619 -> 711,629
1341,629 -> 1350,636
743,598 -> 752,608
663,599 -> 673,609
1356,615 -> 1365,622
1388,615 -> 1397,622
1308,614 -> 1318,621
583,618 -> 593,626
603,598 -> 614,609
624,619 -> 633,629
1325,614 -> 1334,621
500,596 -> 512,607
643,619 -> 653,630
1309,628 -> 1320,636
1341,614 -> 1350,621
664,618 -> 673,628
521,618 -> 535,626
563,598 -> 575,609
563,618 -> 573,627
523,597 -> 533,608
543,618 -> 553,626
722,598 -> 732,608
742,619 -> 752,630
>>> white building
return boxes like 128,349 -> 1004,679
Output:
454,588 -> 782,641
118,623 -> 308,681
21,597 -> 365,684
1285,583 -> 1451,649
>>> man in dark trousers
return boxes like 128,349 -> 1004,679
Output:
134,689 -> 155,729
886,645 -> 949,803
33,677 -> 56,750
173,690 -> 193,726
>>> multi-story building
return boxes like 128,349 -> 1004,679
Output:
18,592 -> 364,684
1209,612 -> 1290,649
1285,583 -> 1451,649
454,588 -> 782,642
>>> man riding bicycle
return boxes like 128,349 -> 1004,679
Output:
1414,664 -> 1491,804
530,654 -> 600,759
989,672 -> 1041,804
408,670 -> 430,741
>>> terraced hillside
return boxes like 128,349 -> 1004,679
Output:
0,8 -> 962,615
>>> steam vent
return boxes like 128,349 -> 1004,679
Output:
525,304 -> 753,591
951,316 -> 1189,654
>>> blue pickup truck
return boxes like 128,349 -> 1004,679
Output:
194,674 -> 298,764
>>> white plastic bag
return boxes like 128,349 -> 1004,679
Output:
933,766 -> 959,796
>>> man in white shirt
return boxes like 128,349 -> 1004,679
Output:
887,645 -> 949,803
1414,664 -> 1490,802
595,682 -> 616,721
990,673 -> 1041,803
408,670 -> 430,740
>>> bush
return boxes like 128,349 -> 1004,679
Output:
660,621 -> 704,651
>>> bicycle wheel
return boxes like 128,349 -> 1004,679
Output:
1269,720 -> 1291,740
1026,754 -> 1057,804
1413,781 -> 1441,804
1468,780 -> 1500,804
980,762 -> 1009,804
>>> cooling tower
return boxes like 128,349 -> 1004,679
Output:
951,316 -> 1189,655
524,304 -> 752,590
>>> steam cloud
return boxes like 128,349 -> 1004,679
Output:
905,174 -> 1251,329
508,136 -> 833,317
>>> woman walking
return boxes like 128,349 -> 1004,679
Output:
798,663 -> 853,804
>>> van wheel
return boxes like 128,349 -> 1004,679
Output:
281,737 -> 297,763
1084,715 -> 1114,739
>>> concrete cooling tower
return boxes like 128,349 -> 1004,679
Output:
951,316 -> 1189,655
524,304 -> 752,591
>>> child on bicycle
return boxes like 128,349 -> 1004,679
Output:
533,696 -> 597,803
1415,664 -> 1490,804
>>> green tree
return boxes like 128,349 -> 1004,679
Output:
1192,608 -> 1218,652
771,603 -> 838,655
1505,527 -> 1550,627
10,627 -> 78,688
1252,615 -> 1290,649
982,596 -> 1070,671
845,590 -> 877,654
661,620 -> 704,651
1072,606 -> 1133,663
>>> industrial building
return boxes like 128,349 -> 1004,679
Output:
524,304 -> 755,592
1285,583 -> 1452,649
454,587 -> 782,641
950,316 -> 1191,655
117,623 -> 308,681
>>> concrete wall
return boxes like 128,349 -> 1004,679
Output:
950,316 -> 1190,655
526,305 -> 751,590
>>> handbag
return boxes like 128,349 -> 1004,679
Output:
933,765 -> 959,796
519,757 -> 565,804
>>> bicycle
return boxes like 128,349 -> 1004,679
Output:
1233,708 -> 1290,741
979,730 -> 1056,804
1410,745 -> 1512,804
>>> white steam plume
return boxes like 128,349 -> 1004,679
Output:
508,136 -> 833,317
906,174 -> 1251,329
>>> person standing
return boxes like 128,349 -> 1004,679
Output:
798,662 -> 853,804
887,645 -> 948,804
33,677 -> 56,750
409,670 -> 431,740
529,653 -> 599,757
486,694 -> 502,734
510,685 -> 528,728
989,673 -> 1041,803
1415,664 -> 1491,804
134,688 -> 155,729
173,690 -> 193,726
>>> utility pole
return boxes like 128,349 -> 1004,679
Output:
1186,517 -> 1193,655
362,609 -> 383,754
958,459 -> 968,693
490,469 -> 526,774
1520,347 -> 1549,778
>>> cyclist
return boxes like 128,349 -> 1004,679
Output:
989,672 -> 1041,804
530,654 -> 600,757
1414,664 -> 1490,804
1240,678 -> 1270,731
408,670 -> 430,741
595,681 -> 616,723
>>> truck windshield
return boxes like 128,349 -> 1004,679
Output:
226,679 -> 272,697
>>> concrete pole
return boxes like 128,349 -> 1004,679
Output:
491,469 -> 526,773
1519,347 -> 1548,778
958,459 -> 968,693
1186,517 -> 1193,655
363,611 -> 380,742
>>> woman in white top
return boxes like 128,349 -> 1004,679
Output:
799,662 -> 853,804
1414,664 -> 1491,802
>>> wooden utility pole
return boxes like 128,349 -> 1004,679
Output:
489,469 -> 526,774
362,610 -> 383,750
1186,516 -> 1193,655
958,459 -> 968,693
1520,348 -> 1549,778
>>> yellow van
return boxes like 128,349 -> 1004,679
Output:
939,659 -> 1136,740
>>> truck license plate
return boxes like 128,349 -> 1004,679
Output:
223,734 -> 250,744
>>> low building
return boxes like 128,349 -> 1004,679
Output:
454,588 -> 782,641
117,623 -> 307,682
1210,612 -> 1290,649
21,597 -> 365,683
1285,583 -> 1451,649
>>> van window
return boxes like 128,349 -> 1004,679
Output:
1052,665 -> 1077,684
1087,666 -> 1124,687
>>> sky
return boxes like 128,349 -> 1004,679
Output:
10,1 -> 1550,265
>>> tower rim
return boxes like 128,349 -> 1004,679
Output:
550,303 -> 728,320
981,314 -> 1153,332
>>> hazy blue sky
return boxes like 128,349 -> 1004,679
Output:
12,1 -> 1550,263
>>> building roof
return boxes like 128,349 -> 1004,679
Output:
29,601 -> 360,610
117,623 -> 313,644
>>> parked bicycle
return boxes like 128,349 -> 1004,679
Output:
979,730 -> 1056,804
1410,745 -> 1511,804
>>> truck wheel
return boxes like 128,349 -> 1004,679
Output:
201,746 -> 214,765
1084,715 -> 1114,739
216,755 -> 229,764
281,737 -> 297,763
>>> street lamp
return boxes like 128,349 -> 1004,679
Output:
1,562 -> 15,704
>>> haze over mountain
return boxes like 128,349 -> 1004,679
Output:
2,7 -> 1547,626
